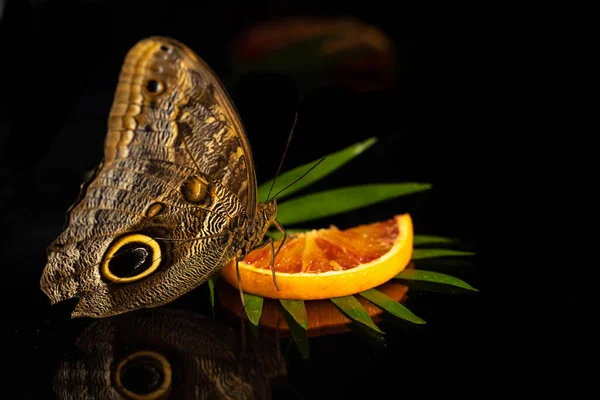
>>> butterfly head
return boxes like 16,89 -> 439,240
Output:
260,199 -> 278,224
250,199 -> 278,249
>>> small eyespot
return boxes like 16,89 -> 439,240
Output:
145,79 -> 164,94
145,202 -> 166,218
115,350 -> 172,399
160,45 -> 170,52
180,175 -> 211,205
100,233 -> 162,283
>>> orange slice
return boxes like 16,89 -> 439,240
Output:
216,279 -> 410,337
221,213 -> 413,299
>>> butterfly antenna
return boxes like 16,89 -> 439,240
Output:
266,113 -> 298,202
270,157 -> 326,200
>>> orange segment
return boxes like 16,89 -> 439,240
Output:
220,213 -> 413,300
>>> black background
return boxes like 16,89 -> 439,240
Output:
1,0 -> 488,398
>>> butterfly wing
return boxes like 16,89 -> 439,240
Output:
40,37 -> 258,318
105,36 -> 258,210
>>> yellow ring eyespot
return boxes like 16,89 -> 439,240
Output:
101,234 -> 162,283
114,350 -> 172,400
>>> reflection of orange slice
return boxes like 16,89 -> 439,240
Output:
216,280 -> 409,337
221,214 -> 413,300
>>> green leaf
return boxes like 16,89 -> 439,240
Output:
266,228 -> 307,240
276,183 -> 432,225
412,248 -> 475,260
413,235 -> 455,246
279,300 -> 309,330
414,258 -> 475,268
330,295 -> 384,334
208,275 -> 218,315
242,293 -> 264,326
257,137 -> 378,202
359,289 -> 426,324
395,269 -> 479,291
281,304 -> 310,359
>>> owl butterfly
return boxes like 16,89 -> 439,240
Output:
40,36 -> 288,318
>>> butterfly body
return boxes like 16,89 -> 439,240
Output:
40,37 -> 279,318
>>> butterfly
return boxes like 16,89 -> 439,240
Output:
40,36 -> 287,318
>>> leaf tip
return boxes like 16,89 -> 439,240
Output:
366,324 -> 385,334
354,137 -> 378,155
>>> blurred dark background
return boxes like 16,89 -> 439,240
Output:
0,0 -> 486,397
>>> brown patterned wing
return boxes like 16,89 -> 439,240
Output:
40,37 -> 257,318
106,36 -> 257,212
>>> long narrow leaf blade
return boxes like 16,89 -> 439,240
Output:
243,293 -> 264,326
280,304 -> 310,359
279,299 -> 309,330
257,137 -> 378,202
266,228 -> 307,240
395,269 -> 479,291
359,289 -> 426,324
412,248 -> 475,260
208,275 -> 218,315
330,295 -> 384,334
413,235 -> 455,246
414,258 -> 475,268
276,183 -> 432,225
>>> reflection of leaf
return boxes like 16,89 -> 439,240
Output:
243,293 -> 264,326
395,269 -> 478,291
330,296 -> 384,334
413,235 -> 455,246
230,17 -> 396,94
347,320 -> 387,346
208,275 -> 218,315
277,183 -> 432,225
412,248 -> 475,260
248,321 -> 260,339
359,289 -> 426,324
279,300 -> 309,330
281,305 -> 310,359
258,137 -> 378,202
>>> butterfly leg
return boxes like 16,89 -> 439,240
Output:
270,219 -> 288,292
272,219 -> 287,260
268,237 -> 280,291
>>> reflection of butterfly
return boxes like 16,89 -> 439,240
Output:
40,36 -> 285,318
53,308 -> 287,399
